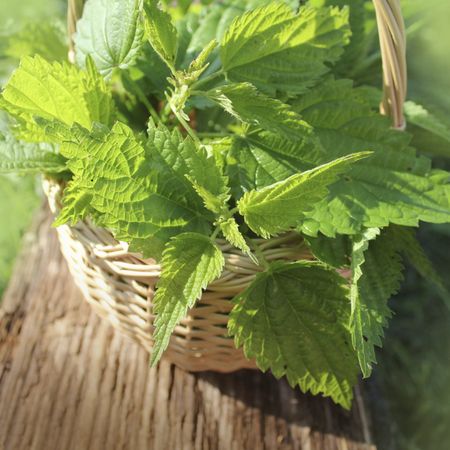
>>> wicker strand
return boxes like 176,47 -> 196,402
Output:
67,0 -> 84,63
373,0 -> 407,129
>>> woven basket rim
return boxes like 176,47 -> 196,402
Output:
43,178 -> 317,305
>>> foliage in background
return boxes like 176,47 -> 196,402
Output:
0,173 -> 38,294
373,1 -> 450,449
375,224 -> 450,450
0,0 -> 65,296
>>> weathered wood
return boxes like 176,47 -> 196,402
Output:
0,205 -> 376,450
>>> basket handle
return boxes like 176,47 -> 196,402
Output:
373,0 -> 407,130
67,0 -> 85,63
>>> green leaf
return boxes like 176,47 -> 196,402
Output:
75,0 -> 144,76
0,130 -> 66,174
225,133 -> 320,198
405,101 -> 450,143
229,261 -> 359,409
130,12 -> 197,96
144,125 -> 209,214
392,226 -> 450,309
237,152 -> 370,238
185,0 -> 280,62
183,1 -> 287,69
53,121 -> 211,258
290,79 -> 450,237
404,100 -> 450,158
350,227 -> 405,377
0,55 -> 115,140
185,1 -> 241,59
143,0 -> 178,71
309,0 -> 368,76
151,232 -> 224,365
220,2 -> 350,94
187,39 -> 217,79
183,144 -> 230,215
208,82 -> 314,141
130,43 -> 172,96
304,233 -> 351,268
219,218 -> 251,255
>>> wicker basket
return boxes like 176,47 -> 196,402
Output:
45,0 -> 407,373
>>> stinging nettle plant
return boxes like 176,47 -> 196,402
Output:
1,0 -> 450,409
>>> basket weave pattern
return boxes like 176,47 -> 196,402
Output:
46,0 -> 406,372
44,181 -> 313,372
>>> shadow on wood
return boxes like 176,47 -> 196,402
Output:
0,205 -> 376,450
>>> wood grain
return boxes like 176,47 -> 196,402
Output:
0,205 -> 376,450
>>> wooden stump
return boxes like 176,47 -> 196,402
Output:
0,205 -> 376,450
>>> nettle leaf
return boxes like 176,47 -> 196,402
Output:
75,0 -> 144,76
309,0 -> 368,76
290,79 -> 450,237
54,121 -> 211,258
143,0 -> 178,71
225,131 -> 321,198
183,0 -> 286,67
208,82 -> 325,200
0,55 -> 115,141
212,84 -> 329,197
0,130 -> 66,174
208,82 -> 314,141
185,1 -> 242,59
187,39 -> 218,79
220,2 -> 350,94
151,232 -> 224,365
171,139 -> 250,254
391,226 -> 450,307
144,123 -> 213,220
405,101 -> 450,143
131,43 -> 172,96
184,144 -> 230,215
219,218 -> 251,255
237,152 -> 370,238
304,233 -> 351,268
350,227 -> 405,377
229,261 -> 359,409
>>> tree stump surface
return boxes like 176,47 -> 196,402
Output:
0,205 -> 377,450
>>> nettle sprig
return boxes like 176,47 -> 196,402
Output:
1,0 -> 449,408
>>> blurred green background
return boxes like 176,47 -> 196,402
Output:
0,1 -> 449,448
373,2 -> 450,449
0,0 -> 65,293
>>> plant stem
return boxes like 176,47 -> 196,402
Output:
172,106 -> 202,147
191,70 -> 224,91
210,225 -> 222,241
161,101 -> 172,123
249,239 -> 270,269
190,90 -> 208,98
196,132 -> 232,138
